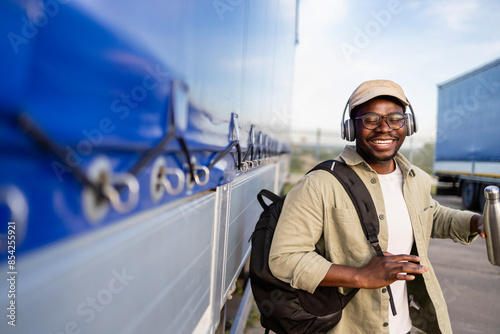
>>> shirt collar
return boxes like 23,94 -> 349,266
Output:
339,145 -> 416,177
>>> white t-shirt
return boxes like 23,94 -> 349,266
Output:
378,163 -> 414,334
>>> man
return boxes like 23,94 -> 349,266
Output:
269,80 -> 485,334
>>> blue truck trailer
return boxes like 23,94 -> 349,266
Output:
434,58 -> 500,211
0,1 -> 298,333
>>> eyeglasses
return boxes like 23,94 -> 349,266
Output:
354,113 -> 406,130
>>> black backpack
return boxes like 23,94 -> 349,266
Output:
249,160 -> 395,334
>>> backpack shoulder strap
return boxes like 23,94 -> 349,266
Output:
257,189 -> 282,210
309,160 -> 383,256
309,160 -> 397,315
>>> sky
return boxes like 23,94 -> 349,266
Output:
291,0 -> 500,146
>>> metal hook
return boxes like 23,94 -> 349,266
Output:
151,157 -> 185,201
82,157 -> 112,223
0,185 -> 28,246
82,157 -> 139,222
161,166 -> 185,195
240,161 -> 249,173
248,160 -> 255,171
106,173 -> 140,213
194,165 -> 210,186
185,156 -> 210,188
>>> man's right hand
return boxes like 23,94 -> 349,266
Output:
318,253 -> 427,289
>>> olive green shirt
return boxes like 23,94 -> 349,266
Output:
269,146 -> 478,334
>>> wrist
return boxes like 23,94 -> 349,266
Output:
470,214 -> 480,233
351,267 -> 367,288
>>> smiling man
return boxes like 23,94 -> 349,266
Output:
353,95 -> 406,168
269,80 -> 485,334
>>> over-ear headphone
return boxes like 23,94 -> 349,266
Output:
340,99 -> 418,141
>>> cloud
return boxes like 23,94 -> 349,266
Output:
291,0 -> 500,144
298,0 -> 347,39
423,0 -> 480,31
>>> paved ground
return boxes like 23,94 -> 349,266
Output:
428,195 -> 500,334
244,195 -> 500,333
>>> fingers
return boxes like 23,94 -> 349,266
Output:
473,215 -> 486,238
382,254 -> 427,282
395,273 -> 415,281
363,253 -> 427,287
395,262 -> 427,275
478,215 -> 486,238
389,260 -> 427,283
479,228 -> 486,239
384,253 -> 422,263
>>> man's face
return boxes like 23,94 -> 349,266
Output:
353,98 -> 406,166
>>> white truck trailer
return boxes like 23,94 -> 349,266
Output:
0,1 -> 298,332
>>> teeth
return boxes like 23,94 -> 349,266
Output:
373,140 -> 392,144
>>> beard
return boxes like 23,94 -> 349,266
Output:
355,141 -> 400,165
362,149 -> 398,163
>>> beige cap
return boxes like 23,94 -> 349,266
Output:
348,80 -> 409,113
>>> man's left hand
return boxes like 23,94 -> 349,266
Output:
471,214 -> 486,238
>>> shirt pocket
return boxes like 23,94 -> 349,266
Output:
327,208 -> 371,265
331,208 -> 360,224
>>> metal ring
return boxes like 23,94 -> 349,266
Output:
82,157 -> 112,223
194,165 -> 210,186
240,161 -> 249,173
185,164 -> 195,191
0,186 -> 28,246
106,173 -> 140,213
163,167 -> 186,194
247,160 -> 254,171
253,159 -> 259,168
151,157 -> 186,201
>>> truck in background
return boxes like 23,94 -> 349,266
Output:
434,58 -> 500,211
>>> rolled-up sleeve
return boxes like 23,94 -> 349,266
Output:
431,197 -> 479,244
269,174 -> 333,294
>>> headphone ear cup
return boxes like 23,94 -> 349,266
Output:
345,119 -> 355,141
405,113 -> 414,136
412,113 -> 418,134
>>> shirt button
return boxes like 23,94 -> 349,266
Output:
379,214 -> 385,220
383,322 -> 389,327
382,288 -> 387,293
371,178 -> 377,184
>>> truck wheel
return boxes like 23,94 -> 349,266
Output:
461,181 -> 479,211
